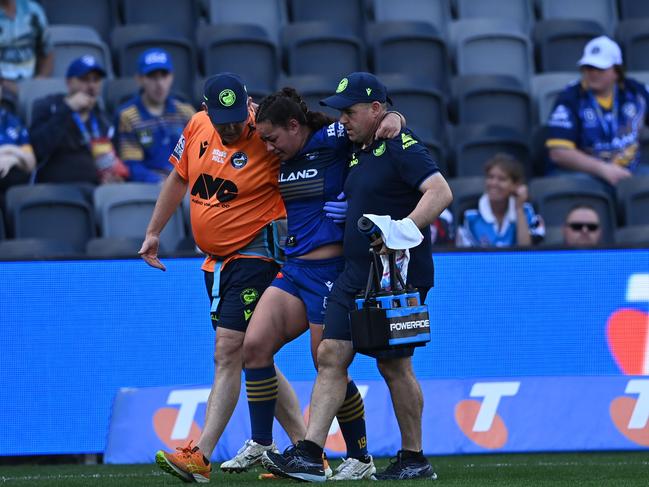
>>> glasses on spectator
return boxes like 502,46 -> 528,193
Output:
567,222 -> 599,232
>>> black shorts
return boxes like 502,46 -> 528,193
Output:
322,284 -> 430,359
204,258 -> 280,332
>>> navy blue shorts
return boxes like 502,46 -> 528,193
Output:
204,258 -> 280,332
322,284 -> 430,359
270,256 -> 345,325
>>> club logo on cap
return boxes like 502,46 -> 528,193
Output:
366,88 -> 372,96
336,78 -> 348,93
219,89 -> 236,107
591,46 -> 601,55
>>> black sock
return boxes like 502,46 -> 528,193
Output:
299,439 -> 324,459
400,449 -> 425,461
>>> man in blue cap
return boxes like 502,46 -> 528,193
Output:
262,72 -> 452,481
31,55 -> 127,184
115,48 -> 195,183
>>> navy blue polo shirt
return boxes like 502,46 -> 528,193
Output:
337,129 -> 439,292
546,78 -> 649,171
280,122 -> 351,257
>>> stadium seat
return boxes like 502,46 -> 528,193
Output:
289,0 -> 366,35
539,225 -> 564,246
40,0 -> 117,42
615,225 -> 649,245
205,0 -> 288,43
421,138 -> 448,177
18,78 -> 67,127
616,20 -> 649,72
534,19 -> 605,73
455,0 -> 534,34
110,25 -> 197,99
119,0 -> 199,39
450,19 -> 534,88
93,183 -> 185,251
102,77 -> 140,118
0,209 -> 5,240
451,74 -> 532,134
531,73 -> 579,125
618,0 -> 649,20
536,0 -> 618,36
447,176 -> 484,224
367,21 -> 449,92
276,75 -> 342,119
0,238 -> 79,259
529,176 -> 617,244
627,71 -> 649,86
5,184 -> 96,251
197,24 -> 279,93
282,23 -> 366,79
615,176 -> 649,226
49,25 -> 114,79
371,0 -> 451,34
85,237 -> 144,257
451,125 -> 532,179
380,74 -> 447,142
175,235 -> 200,254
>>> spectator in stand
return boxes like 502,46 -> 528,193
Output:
430,209 -> 454,247
115,48 -> 195,183
457,153 -> 545,247
0,0 -> 53,97
546,36 -> 649,190
562,204 -> 603,247
30,55 -> 127,185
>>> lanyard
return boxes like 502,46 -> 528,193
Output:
72,112 -> 100,146
587,86 -> 618,141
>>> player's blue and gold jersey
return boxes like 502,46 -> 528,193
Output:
279,121 -> 351,256
339,129 -> 439,291
546,78 -> 649,171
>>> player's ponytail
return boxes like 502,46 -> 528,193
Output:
256,88 -> 335,132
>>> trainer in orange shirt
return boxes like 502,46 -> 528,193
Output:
140,73 -> 306,484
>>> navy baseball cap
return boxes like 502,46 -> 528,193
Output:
66,55 -> 107,79
138,48 -> 173,75
203,73 -> 249,125
320,72 -> 392,110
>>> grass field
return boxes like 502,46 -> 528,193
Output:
2,452 -> 649,486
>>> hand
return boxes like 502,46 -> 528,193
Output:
0,154 -> 20,178
599,163 -> 632,186
323,192 -> 347,224
139,235 -> 166,271
375,112 -> 402,140
370,236 -> 389,255
64,91 -> 96,112
513,184 -> 528,210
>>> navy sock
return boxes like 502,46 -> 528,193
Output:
299,439 -> 324,459
245,365 -> 278,446
336,380 -> 369,459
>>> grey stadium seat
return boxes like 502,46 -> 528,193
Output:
616,176 -> 649,226
615,225 -> 649,245
277,75 -> 342,119
0,238 -> 79,259
119,0 -> 199,39
536,0 -> 618,36
85,237 -> 144,258
93,183 -> 185,252
531,73 -> 579,125
616,20 -> 649,72
205,0 -> 287,44
289,0 -> 366,35
619,0 -> 649,20
102,77 -> 140,118
49,25 -> 113,79
447,176 -> 484,224
534,19 -> 605,73
5,184 -> 96,251
40,0 -> 117,42
19,78 -> 67,127
371,0 -> 451,35
455,0 -> 534,34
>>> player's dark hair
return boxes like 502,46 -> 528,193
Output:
484,153 -> 525,184
256,87 -> 335,132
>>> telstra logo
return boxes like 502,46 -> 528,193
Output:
610,379 -> 649,446
455,382 -> 520,449
153,389 -> 209,450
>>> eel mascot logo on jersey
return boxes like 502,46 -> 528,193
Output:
219,89 -> 236,107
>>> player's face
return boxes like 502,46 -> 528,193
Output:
485,164 -> 516,204
563,208 -> 602,246
581,66 -> 618,95
139,70 -> 173,105
257,119 -> 302,160
339,103 -> 376,143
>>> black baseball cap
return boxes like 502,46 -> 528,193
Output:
320,72 -> 392,110
203,72 -> 249,125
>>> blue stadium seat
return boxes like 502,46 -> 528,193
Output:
380,74 -> 447,141
615,225 -> 649,245
450,19 -> 533,88
447,176 -> 484,224
289,0 -> 366,35
536,0 -> 618,36
85,237 -> 144,257
371,0 -> 451,34
119,0 -> 199,39
282,22 -> 366,79
619,0 -> 649,20
531,73 -> 580,125
5,184 -> 96,251
529,176 -> 617,243
616,20 -> 649,71
197,24 -> 279,93
49,25 -> 114,79
0,238 -> 79,259
110,25 -> 197,99
18,78 -> 67,127
455,0 -> 534,34
615,176 -> 649,226
205,0 -> 287,44
93,183 -> 185,251
367,21 -> 449,92
277,75 -> 342,119
451,124 -> 531,178
40,0 -> 117,42
534,19 -> 605,73
451,74 -> 532,134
